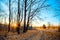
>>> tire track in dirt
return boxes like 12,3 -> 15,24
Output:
25,31 -> 41,40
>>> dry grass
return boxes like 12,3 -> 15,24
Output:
3,30 -> 39,40
45,31 -> 60,40
0,26 -> 60,40
35,27 -> 58,31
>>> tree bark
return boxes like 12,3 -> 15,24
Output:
17,0 -> 20,34
8,0 -> 11,32
27,0 -> 32,30
23,0 -> 27,32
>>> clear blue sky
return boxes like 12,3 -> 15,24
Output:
0,0 -> 60,26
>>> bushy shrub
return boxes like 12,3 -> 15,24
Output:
58,26 -> 60,32
43,24 -> 46,29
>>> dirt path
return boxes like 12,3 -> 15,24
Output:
40,30 -> 60,40
26,31 -> 41,40
39,31 -> 45,40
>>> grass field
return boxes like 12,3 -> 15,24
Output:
0,24 -> 60,40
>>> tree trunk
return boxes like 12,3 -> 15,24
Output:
8,0 -> 11,32
27,0 -> 32,30
23,0 -> 27,33
17,0 -> 20,34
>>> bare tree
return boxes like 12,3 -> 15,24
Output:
16,0 -> 20,34
22,0 -> 50,32
7,0 -> 50,33
27,0 -> 32,30
8,0 -> 11,32
23,0 -> 27,32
